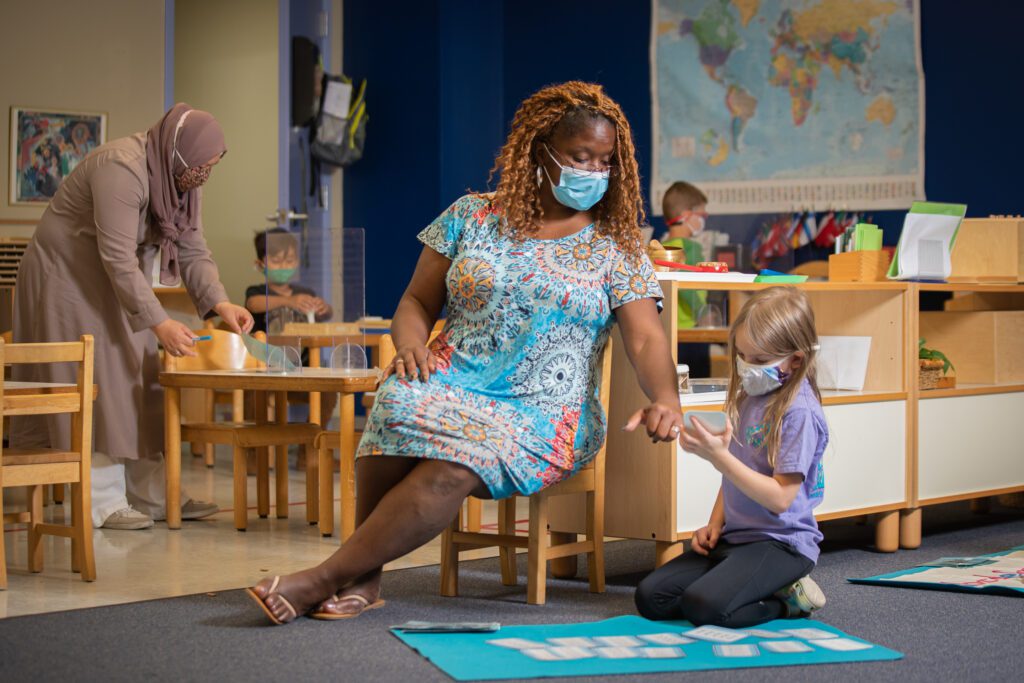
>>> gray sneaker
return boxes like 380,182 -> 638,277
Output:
152,499 -> 220,522
776,575 -> 826,617
101,506 -> 154,530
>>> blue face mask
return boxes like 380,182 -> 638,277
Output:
542,144 -> 609,211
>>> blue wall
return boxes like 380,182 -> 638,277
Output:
344,1 -> 1024,317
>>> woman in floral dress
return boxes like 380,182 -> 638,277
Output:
249,82 -> 685,624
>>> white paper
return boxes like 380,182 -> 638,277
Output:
684,625 -> 749,643
594,647 -> 641,659
487,638 -> 548,650
810,637 -> 872,651
322,80 -> 353,119
894,212 -> 961,280
593,635 -> 645,648
816,336 -> 872,391
713,644 -> 761,657
640,647 -> 686,659
546,646 -> 596,660
742,629 -> 788,639
547,637 -> 598,648
781,628 -> 838,640
760,639 -> 814,653
520,648 -> 564,661
657,272 -> 758,283
638,633 -> 696,645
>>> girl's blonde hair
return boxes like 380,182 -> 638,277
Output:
725,287 -> 821,468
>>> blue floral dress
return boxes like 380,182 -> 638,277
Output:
357,194 -> 662,498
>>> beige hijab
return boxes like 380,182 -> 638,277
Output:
146,103 -> 226,285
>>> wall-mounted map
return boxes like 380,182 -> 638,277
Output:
652,0 -> 923,214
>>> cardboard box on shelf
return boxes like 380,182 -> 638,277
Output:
949,216 -> 1024,283
919,310 -> 1024,384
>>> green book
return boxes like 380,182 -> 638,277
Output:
853,223 -> 882,251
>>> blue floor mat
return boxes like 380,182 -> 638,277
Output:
849,544 -> 1024,597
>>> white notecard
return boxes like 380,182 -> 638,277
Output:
638,633 -> 696,645
743,628 -> 788,639
640,647 -> 686,659
520,648 -> 563,661
593,635 -> 645,648
547,637 -> 598,648
488,638 -> 548,650
713,644 -> 761,657
760,640 -> 814,653
810,637 -> 873,651
546,646 -> 596,660
594,647 -> 641,659
685,625 -> 749,643
781,628 -> 837,640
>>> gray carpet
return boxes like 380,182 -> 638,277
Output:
1,501 -> 1022,682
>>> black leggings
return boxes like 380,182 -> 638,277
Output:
634,540 -> 814,628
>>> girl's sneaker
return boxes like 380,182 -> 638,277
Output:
775,575 -> 826,617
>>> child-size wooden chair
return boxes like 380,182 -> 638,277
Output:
439,339 -> 613,605
0,335 -> 96,588
164,329 -> 321,530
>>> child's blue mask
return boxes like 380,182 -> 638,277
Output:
542,144 -> 609,212
266,267 -> 296,284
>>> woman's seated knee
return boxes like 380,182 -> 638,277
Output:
419,460 -> 482,496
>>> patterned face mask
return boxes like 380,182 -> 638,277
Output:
174,164 -> 211,193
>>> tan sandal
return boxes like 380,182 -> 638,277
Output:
310,593 -> 386,621
245,575 -> 300,625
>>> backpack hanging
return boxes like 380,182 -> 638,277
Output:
310,73 -> 368,168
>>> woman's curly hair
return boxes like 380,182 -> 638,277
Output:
486,81 -> 645,257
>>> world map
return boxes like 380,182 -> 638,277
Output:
652,0 -> 923,214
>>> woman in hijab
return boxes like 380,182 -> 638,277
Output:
12,103 -> 254,530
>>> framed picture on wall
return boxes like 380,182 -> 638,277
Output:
9,107 -> 106,206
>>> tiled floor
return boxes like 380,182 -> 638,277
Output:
1,447 -> 530,619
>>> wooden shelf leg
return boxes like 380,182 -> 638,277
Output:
549,532 -> 578,579
899,507 -> 921,549
655,540 -> 684,567
875,510 -> 899,552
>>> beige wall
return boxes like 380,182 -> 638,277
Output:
175,0 -> 279,305
0,0 -> 166,236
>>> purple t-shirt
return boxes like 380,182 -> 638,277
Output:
720,379 -> 828,563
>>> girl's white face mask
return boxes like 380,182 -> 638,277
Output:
735,356 -> 788,396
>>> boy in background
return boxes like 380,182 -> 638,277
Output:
245,228 -> 336,460
660,181 -> 713,377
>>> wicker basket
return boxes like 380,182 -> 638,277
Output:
918,358 -> 945,390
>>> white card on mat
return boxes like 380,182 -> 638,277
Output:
594,646 -> 641,659
547,646 -> 596,660
743,628 -> 787,639
639,633 -> 696,645
760,640 -> 814,653
640,647 -> 686,659
547,637 -> 598,648
782,627 -> 837,640
520,648 -> 563,661
810,637 -> 872,651
713,644 -> 761,657
593,635 -> 644,647
488,638 -> 548,650
685,625 -> 748,643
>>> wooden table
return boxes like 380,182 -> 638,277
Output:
158,368 -> 378,529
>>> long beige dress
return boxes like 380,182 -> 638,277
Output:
12,133 -> 228,460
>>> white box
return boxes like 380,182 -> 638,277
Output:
817,336 -> 871,391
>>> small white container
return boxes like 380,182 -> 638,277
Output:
676,363 -> 691,394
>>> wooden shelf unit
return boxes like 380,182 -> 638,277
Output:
551,280 -> 915,564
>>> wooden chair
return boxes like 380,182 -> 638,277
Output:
439,339 -> 613,605
317,323 -> 476,540
164,329 -> 321,531
0,335 -> 96,588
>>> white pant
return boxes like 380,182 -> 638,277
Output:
91,451 -> 193,527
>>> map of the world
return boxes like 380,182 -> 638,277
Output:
652,0 -> 923,214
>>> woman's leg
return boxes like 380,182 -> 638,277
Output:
252,457 -> 487,623
634,549 -> 716,620
676,540 -> 813,628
